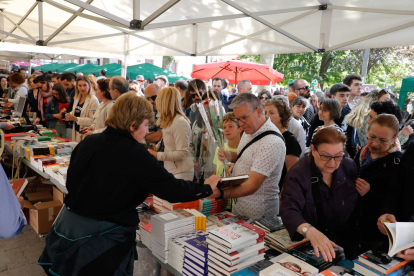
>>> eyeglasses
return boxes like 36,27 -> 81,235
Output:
235,109 -> 255,123
298,85 -> 310,91
367,136 -> 392,145
190,93 -> 199,99
317,151 -> 344,162
259,96 -> 269,100
146,95 -> 157,101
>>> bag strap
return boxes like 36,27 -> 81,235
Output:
235,130 -> 284,163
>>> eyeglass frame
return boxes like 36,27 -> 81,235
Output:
145,95 -> 157,102
235,108 -> 255,123
259,96 -> 270,100
367,135 -> 394,145
298,85 -> 310,91
316,151 -> 345,162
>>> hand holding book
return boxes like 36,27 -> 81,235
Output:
204,175 -> 222,196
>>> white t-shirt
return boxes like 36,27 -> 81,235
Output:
232,118 -> 286,219
287,117 -> 306,158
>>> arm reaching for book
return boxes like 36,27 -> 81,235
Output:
377,214 -> 397,235
297,223 -> 338,262
209,171 -> 265,199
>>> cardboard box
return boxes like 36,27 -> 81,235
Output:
27,200 -> 62,234
26,191 -> 53,203
52,186 -> 64,204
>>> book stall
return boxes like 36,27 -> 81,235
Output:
3,130 -> 76,235
136,200 -> 414,276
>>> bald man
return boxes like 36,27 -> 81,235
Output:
144,84 -> 162,144
109,76 -> 129,100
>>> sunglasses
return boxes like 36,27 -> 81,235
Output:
298,85 -> 310,91
259,96 -> 270,100
146,95 -> 157,101
190,93 -> 199,99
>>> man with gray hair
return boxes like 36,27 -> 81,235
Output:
215,93 -> 286,219
109,76 -> 129,100
237,80 -> 252,94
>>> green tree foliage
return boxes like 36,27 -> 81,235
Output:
240,47 -> 413,92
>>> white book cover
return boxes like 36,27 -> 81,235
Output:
208,222 -> 263,248
259,254 -> 318,276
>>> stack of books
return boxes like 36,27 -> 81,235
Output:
353,250 -> 412,276
183,235 -> 209,276
288,245 -> 345,272
153,196 -> 199,213
137,210 -> 156,242
207,211 -> 235,226
150,209 -> 195,263
254,216 -> 284,233
56,166 -> 68,185
264,228 -> 309,253
185,209 -> 207,231
199,198 -> 229,216
168,230 -> 208,273
140,223 -> 152,250
206,221 -> 266,275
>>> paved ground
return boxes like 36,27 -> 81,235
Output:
0,226 -> 164,276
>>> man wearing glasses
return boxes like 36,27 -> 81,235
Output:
215,93 -> 286,219
293,79 -> 317,125
143,83 -> 162,144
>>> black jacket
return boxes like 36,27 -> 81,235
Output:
385,143 -> 414,222
64,127 -> 213,227
306,107 -> 357,158
355,150 -> 403,241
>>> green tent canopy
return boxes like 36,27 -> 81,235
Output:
127,63 -> 186,83
398,77 -> 414,108
33,62 -> 67,72
57,63 -> 98,74
82,63 -> 121,77
55,63 -> 81,73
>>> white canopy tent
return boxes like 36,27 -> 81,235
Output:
0,0 -> 413,76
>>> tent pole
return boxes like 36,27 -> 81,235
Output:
38,1 -> 44,43
28,55 -> 32,76
235,66 -> 237,88
121,34 -> 130,78
361,48 -> 370,83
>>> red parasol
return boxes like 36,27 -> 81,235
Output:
191,59 -> 284,85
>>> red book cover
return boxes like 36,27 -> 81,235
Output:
58,103 -> 70,123
235,221 -> 266,239
9,178 -> 28,197
141,223 -> 152,234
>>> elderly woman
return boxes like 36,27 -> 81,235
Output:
355,114 -> 403,252
148,87 -> 194,180
64,76 -> 99,142
280,127 -> 360,261
38,92 -> 220,276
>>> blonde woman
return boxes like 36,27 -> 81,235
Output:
148,87 -> 194,180
87,75 -> 98,96
64,76 -> 99,142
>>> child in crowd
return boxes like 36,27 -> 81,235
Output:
213,112 -> 242,177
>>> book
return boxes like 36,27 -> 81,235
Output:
219,215 -> 255,226
219,175 -> 249,189
208,253 -> 266,273
186,251 -> 207,268
381,221 -> 414,257
209,221 -> 265,249
230,260 -> 274,276
265,229 -> 309,252
185,235 -> 209,257
163,200 -> 200,211
259,254 -> 318,276
357,250 -> 410,274
255,217 -> 284,233
288,245 -> 344,271
9,178 -> 28,196
207,236 -> 264,254
353,260 -> 412,276
58,103 -> 70,123
208,254 -> 265,275
208,242 -> 266,266
183,263 -> 208,276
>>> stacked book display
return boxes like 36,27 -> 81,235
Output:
185,209 -> 207,231
259,253 -> 319,276
141,223 -> 152,250
151,209 -> 195,263
264,228 -> 309,253
353,250 -> 412,276
169,230 -> 208,273
137,209 -> 156,242
254,216 -> 285,233
206,221 -> 266,275
183,235 -> 209,276
153,196 -> 199,214
199,198 -> 229,216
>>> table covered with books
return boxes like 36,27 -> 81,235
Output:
136,196 -> 414,276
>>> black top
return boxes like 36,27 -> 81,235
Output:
64,127 -> 213,227
279,131 -> 302,191
306,107 -> 357,158
74,102 -> 84,131
27,89 -> 41,118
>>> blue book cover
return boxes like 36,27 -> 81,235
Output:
230,260 -> 274,276
183,261 -> 207,276
185,235 -> 208,257
184,255 -> 207,270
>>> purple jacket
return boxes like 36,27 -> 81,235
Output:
280,155 -> 358,242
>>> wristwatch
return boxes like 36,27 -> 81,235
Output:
301,224 -> 313,237
217,188 -> 224,200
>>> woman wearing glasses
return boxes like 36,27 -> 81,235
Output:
258,89 -> 272,106
280,127 -> 360,261
355,114 -> 403,252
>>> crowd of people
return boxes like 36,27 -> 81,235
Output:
1,66 -> 414,275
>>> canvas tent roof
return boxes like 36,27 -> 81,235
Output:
0,0 -> 413,59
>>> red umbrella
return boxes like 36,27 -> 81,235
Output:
191,59 -> 284,85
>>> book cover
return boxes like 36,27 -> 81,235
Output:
209,242 -> 266,262
354,260 -> 412,276
9,178 -> 28,196
58,103 -> 70,123
219,175 -> 249,189
358,250 -> 409,274
230,260 -> 274,276
255,217 -> 284,232
265,229 -> 309,250
209,222 -> 265,249
207,236 -> 264,254
209,249 -> 266,267
185,235 -> 208,257
141,223 -> 152,234
208,254 -> 265,275
288,245 -> 344,270
259,254 -> 318,276
208,254 -> 266,273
